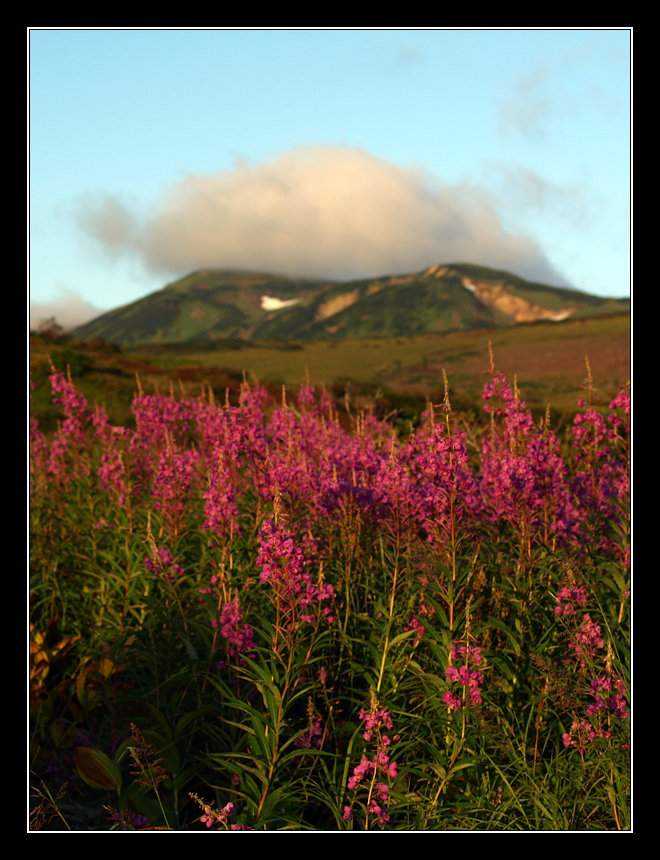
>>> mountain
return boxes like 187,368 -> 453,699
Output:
71,263 -> 630,348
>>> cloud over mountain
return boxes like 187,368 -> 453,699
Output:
76,144 -> 568,286
29,287 -> 105,332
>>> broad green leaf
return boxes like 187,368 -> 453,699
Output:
73,746 -> 122,792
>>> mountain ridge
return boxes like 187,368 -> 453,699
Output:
71,263 -> 630,348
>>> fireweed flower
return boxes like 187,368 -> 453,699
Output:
46,370 -> 94,481
152,446 -> 200,531
200,806 -> 215,828
49,369 -> 90,433
555,583 -> 588,616
443,640 -> 484,710
29,417 -> 49,492
293,714 -> 327,751
107,808 -> 149,830
294,697 -> 330,752
215,593 -> 257,668
345,697 -> 398,828
443,690 -> 463,713
570,386 -> 631,557
202,446 -> 240,539
562,719 -> 597,755
409,422 -> 481,546
481,372 -> 578,546
144,545 -> 185,582
563,683 -> 630,754
587,675 -> 629,722
567,613 -> 604,669
359,705 -> 393,742
131,390 -> 193,448
128,391 -> 200,504
403,612 -> 426,646
93,412 -> 135,507
97,450 -> 129,505
191,796 -> 239,830
256,519 -> 334,626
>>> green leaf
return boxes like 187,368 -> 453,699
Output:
250,712 -> 276,760
143,703 -> 174,742
385,629 -> 416,650
181,636 -> 199,662
172,764 -> 200,794
486,616 -> 522,656
73,746 -> 122,792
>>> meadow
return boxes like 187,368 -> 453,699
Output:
29,345 -> 630,831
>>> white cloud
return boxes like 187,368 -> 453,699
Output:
486,162 -> 591,227
29,287 -> 104,332
76,194 -> 138,259
76,144 -> 567,286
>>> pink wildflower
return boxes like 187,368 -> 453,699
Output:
555,583 -> 588,616
567,613 -> 604,668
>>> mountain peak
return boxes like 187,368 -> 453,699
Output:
71,264 -> 629,348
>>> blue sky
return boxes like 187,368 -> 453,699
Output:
29,28 -> 631,330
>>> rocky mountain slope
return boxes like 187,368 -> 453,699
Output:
71,263 -> 629,347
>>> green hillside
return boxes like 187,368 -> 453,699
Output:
70,263 -> 630,348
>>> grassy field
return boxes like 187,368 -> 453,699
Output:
29,324 -> 631,830
30,311 -> 630,433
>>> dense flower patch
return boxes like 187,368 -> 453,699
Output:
29,363 -> 630,830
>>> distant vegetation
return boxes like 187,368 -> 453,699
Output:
30,307 -> 630,439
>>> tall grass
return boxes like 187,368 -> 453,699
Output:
29,356 -> 630,830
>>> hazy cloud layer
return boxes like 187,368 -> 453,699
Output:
76,145 -> 567,286
486,162 -> 590,227
29,287 -> 104,332
497,41 -> 627,142
499,68 -> 553,140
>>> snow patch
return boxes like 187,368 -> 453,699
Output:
261,295 -> 301,311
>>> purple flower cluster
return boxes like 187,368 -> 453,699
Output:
89,405 -> 134,506
567,613 -> 604,669
96,449 -> 129,505
294,698 -> 329,752
34,366 -> 631,559
345,701 -> 398,828
214,593 -> 257,668
403,612 -> 426,645
108,808 -> 149,830
202,447 -> 240,540
571,388 -> 631,533
256,519 -> 334,626
198,799 -> 251,829
31,366 -> 631,731
554,583 -> 588,616
152,446 -> 200,533
481,372 -> 579,544
405,423 -> 481,546
562,719 -> 598,755
144,546 -> 185,582
359,704 -> 394,743
587,674 -> 629,722
443,641 -> 484,711
562,674 -> 629,755
46,370 -> 93,482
